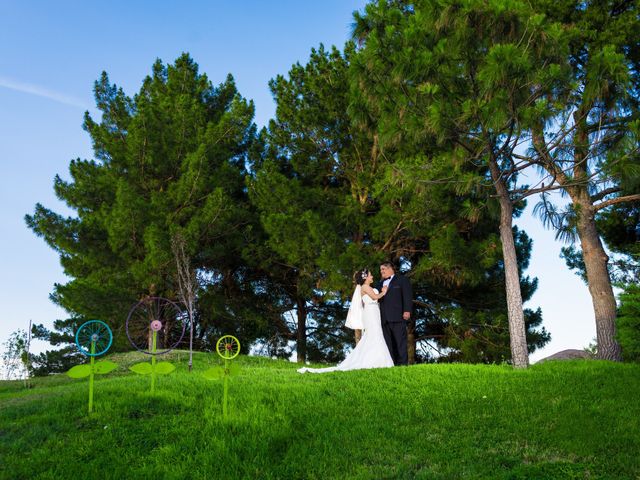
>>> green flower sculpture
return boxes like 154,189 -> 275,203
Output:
204,335 -> 241,419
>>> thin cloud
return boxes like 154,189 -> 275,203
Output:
0,75 -> 90,109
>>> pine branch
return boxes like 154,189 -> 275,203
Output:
591,187 -> 622,203
594,193 -> 640,212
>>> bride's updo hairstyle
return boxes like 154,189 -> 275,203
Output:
353,268 -> 369,286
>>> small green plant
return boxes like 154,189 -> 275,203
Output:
1,329 -> 29,382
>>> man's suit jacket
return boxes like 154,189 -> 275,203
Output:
378,274 -> 413,323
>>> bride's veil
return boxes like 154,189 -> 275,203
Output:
344,285 -> 364,330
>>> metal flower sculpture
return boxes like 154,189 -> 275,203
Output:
67,320 -> 117,414
126,297 -> 187,393
204,335 -> 241,418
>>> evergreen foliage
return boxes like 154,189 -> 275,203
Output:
350,0 -> 563,365
251,40 -> 549,364
526,0 -> 640,360
26,42 -> 553,368
25,54 -> 266,364
618,284 -> 640,362
249,44 -> 371,363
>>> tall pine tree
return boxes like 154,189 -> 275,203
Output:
352,0 -> 567,367
26,54 -> 264,364
527,0 -> 640,360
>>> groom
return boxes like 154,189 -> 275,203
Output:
378,261 -> 413,366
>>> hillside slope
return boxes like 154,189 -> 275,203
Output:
1,352 -> 639,479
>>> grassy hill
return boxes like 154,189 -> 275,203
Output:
1,352 -> 639,479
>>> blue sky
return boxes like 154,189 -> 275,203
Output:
0,1 -> 598,362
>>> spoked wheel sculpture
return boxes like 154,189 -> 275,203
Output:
67,320 -> 117,414
126,297 -> 187,393
217,335 -> 241,361
204,335 -> 241,419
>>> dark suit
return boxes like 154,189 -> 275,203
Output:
378,274 -> 413,365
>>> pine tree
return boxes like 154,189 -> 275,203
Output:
351,0 -> 566,367
526,0 -> 640,361
26,54 -> 262,362
248,44 -> 379,363
252,40 -> 550,365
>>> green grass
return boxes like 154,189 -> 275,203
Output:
1,352 -> 639,479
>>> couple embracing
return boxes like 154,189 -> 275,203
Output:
298,262 -> 413,374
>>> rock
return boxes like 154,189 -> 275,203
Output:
537,349 -> 595,362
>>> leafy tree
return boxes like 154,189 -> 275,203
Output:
597,203 -> 640,284
26,54 -> 264,359
558,198 -> 639,361
385,146 -> 550,363
1,330 -> 29,380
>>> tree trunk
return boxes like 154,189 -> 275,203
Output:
407,321 -> 416,365
296,298 -> 307,364
532,120 -> 622,361
187,301 -> 193,373
354,329 -> 362,345
489,158 -> 529,368
573,193 -> 622,361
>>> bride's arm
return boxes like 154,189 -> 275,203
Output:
362,284 -> 387,300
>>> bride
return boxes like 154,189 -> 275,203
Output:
298,268 -> 395,373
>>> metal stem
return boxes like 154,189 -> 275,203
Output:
151,330 -> 157,394
188,304 -> 193,373
223,358 -> 228,419
89,341 -> 95,414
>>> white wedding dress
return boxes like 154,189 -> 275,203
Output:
298,289 -> 394,373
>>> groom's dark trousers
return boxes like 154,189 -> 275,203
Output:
378,274 -> 412,366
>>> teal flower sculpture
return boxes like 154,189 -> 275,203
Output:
67,320 -> 117,414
